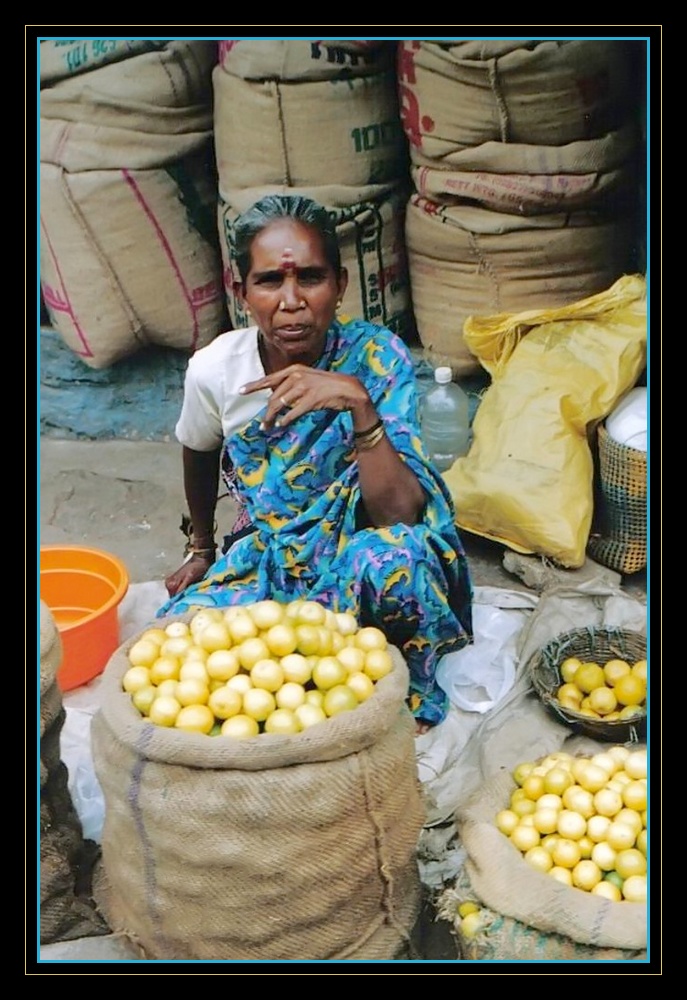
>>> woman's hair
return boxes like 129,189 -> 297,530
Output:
232,194 -> 342,283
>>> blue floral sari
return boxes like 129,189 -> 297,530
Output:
158,318 -> 473,724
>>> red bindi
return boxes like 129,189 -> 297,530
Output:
279,247 -> 297,273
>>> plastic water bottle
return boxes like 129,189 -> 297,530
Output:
421,366 -> 470,471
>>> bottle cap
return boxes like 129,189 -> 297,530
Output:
435,366 -> 452,384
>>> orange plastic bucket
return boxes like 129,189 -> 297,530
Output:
40,545 -> 130,692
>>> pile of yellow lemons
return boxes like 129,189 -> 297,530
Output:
121,599 -> 393,738
554,655 -> 647,721
495,746 -> 648,902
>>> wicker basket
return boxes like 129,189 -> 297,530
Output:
587,423 -> 647,575
529,626 -> 646,743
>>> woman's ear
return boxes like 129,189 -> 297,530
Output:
233,279 -> 247,309
337,267 -> 349,302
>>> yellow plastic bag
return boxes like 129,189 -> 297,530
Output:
443,275 -> 647,567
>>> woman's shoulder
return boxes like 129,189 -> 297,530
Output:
190,326 -> 259,366
188,327 -> 260,380
340,317 -> 407,349
338,317 -> 413,367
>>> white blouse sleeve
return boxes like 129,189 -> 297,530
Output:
174,352 -> 225,453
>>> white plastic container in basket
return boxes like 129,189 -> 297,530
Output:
606,387 -> 647,451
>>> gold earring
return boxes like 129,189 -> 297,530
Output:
245,307 -> 251,316
336,299 -> 342,310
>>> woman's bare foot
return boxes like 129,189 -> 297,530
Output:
415,719 -> 433,736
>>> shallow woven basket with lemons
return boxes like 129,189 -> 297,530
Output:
529,626 -> 647,743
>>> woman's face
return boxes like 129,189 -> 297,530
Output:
239,219 -> 347,368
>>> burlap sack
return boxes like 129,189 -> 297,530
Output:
213,69 -> 406,195
219,183 -> 414,342
405,122 -> 639,176
587,423 -> 647,574
437,866 -> 647,961
410,158 -> 637,216
40,40 -> 216,171
405,195 -> 634,375
91,627 -> 425,960
39,601 -> 109,944
39,39 -> 170,85
40,40 -> 216,136
455,769 -> 646,950
398,39 -> 636,157
40,600 -> 63,738
40,147 -> 226,369
217,38 -> 395,80
39,40 -> 225,369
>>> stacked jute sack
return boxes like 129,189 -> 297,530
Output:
397,39 -> 643,375
40,601 -> 109,945
90,613 -> 426,960
39,39 -> 228,369
213,39 -> 416,341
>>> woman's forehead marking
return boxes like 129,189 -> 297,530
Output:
280,247 -> 297,273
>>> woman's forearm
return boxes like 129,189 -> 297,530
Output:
357,444 -> 425,525
182,445 -> 222,546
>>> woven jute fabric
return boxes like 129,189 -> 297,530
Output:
437,867 -> 647,961
217,38 -> 395,81
39,602 -> 109,944
213,69 -> 406,195
405,195 -> 634,376
588,423 -> 647,574
455,769 -> 646,950
91,624 -> 425,961
397,39 -> 636,157
39,41 -> 225,370
40,148 -> 226,369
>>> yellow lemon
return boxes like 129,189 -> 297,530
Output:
560,657 -> 583,683
603,658 -> 631,686
122,665 -> 153,694
175,704 -> 214,734
573,661 -> 606,694
631,659 -> 647,682
220,714 -> 259,739
613,673 -> 646,707
588,686 -> 618,716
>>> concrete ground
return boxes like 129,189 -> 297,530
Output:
36,436 -> 647,965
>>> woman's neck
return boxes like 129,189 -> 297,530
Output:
257,329 -> 330,374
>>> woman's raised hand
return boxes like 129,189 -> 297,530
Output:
240,364 -> 374,432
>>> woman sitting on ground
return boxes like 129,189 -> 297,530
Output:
159,193 -> 473,732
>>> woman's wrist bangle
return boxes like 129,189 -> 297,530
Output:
355,424 -> 385,452
353,418 -> 383,440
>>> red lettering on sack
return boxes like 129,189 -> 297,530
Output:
219,41 -> 238,61
397,40 -> 420,83
399,84 -> 422,148
378,265 -> 400,291
191,280 -> 223,307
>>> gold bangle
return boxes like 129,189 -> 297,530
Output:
355,425 -> 385,452
353,418 -> 383,440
